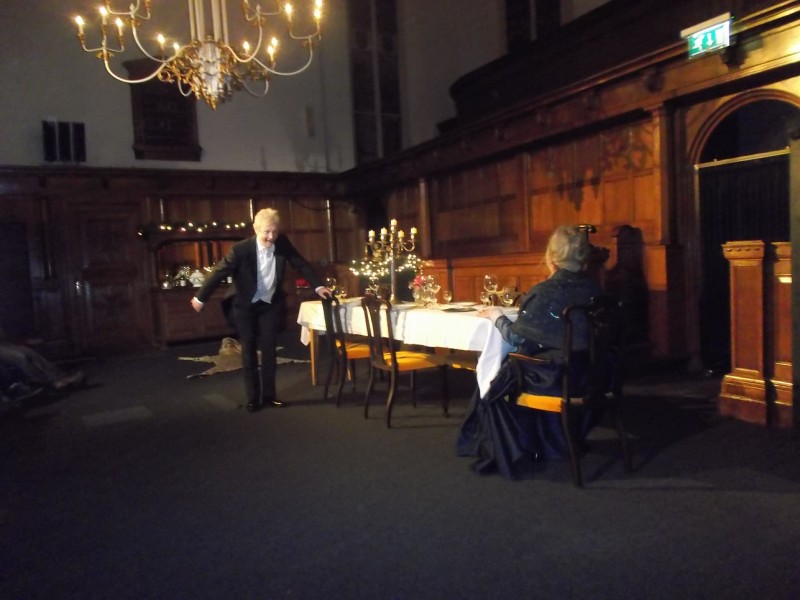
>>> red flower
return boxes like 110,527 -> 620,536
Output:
295,278 -> 310,288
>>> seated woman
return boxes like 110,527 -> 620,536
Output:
456,225 -> 602,479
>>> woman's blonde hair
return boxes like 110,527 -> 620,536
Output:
253,208 -> 280,228
546,225 -> 590,273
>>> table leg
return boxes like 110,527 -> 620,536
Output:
309,329 -> 318,386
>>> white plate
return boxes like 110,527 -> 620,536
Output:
451,301 -> 479,307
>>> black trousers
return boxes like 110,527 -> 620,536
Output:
233,300 -> 280,403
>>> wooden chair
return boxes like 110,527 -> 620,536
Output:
321,296 -> 371,406
361,295 -> 450,428
508,294 -> 632,487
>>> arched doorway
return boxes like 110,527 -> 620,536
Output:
695,99 -> 799,372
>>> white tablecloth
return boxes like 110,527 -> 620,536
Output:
297,299 -> 517,397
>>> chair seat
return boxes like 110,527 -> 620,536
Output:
516,392 -> 583,413
338,340 -> 371,359
444,349 -> 478,371
389,350 -> 447,371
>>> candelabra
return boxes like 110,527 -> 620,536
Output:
366,219 -> 417,302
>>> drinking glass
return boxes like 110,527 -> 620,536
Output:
501,289 -> 516,307
442,290 -> 453,304
483,274 -> 498,293
325,276 -> 338,295
429,284 -> 441,305
479,291 -> 492,306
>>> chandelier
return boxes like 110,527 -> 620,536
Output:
73,0 -> 324,110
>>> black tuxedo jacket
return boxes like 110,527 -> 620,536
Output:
195,234 -> 323,311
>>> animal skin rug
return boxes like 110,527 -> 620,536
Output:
179,337 -> 310,379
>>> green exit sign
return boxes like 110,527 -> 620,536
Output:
680,13 -> 732,58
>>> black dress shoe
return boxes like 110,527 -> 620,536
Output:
265,398 -> 284,408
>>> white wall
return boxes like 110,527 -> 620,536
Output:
0,0 -> 355,172
397,0 -> 506,147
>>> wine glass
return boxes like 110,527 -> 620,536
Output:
324,276 -> 338,295
429,283 -> 441,305
479,291 -> 492,306
501,289 -> 516,307
442,290 -> 453,304
483,274 -> 498,293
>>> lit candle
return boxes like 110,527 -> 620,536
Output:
410,227 -> 417,236
368,230 -> 375,240
157,33 -> 166,50
380,227 -> 387,238
285,3 -> 293,21
390,218 -> 397,227
75,15 -> 85,35
115,18 -> 124,37
98,6 -> 108,25
398,230 -> 405,239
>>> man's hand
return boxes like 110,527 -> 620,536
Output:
316,286 -> 333,299
190,297 -> 204,313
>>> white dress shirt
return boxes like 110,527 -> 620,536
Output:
253,242 -> 277,303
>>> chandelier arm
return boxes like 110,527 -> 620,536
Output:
225,22 -> 264,64
130,23 -> 173,64
104,0 -> 150,22
262,46 -> 315,77
102,59 -> 170,84
241,78 -> 271,97
176,81 -> 195,97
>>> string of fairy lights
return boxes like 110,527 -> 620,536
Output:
137,221 -> 252,237
349,253 -> 421,280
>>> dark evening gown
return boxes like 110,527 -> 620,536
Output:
456,354 -> 593,479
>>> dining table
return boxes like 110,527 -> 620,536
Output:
296,298 -> 519,397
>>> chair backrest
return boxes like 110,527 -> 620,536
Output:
562,294 -> 625,401
321,296 -> 348,359
361,294 -> 397,371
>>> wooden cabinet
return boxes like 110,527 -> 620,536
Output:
147,231 -> 243,345
152,287 -> 234,345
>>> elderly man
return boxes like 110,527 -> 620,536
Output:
191,208 -> 331,412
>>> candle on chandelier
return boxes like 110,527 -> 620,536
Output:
410,227 -> 417,238
380,227 -> 387,239
368,230 -> 375,241
115,18 -> 124,38
390,218 -> 397,228
398,230 -> 405,239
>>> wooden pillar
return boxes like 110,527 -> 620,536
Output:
718,241 -> 767,424
770,242 -> 793,427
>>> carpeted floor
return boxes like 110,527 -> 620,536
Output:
1,332 -> 799,599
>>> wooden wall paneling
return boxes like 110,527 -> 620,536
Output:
332,200 -> 361,265
448,254 -> 549,305
603,175 -> 635,224
285,197 -> 330,264
60,195 -> 153,354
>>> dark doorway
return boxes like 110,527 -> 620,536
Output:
0,222 -> 35,342
696,99 -> 798,372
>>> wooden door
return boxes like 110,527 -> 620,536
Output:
62,198 -> 151,354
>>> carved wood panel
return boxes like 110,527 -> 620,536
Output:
62,198 -> 151,353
